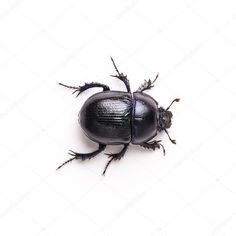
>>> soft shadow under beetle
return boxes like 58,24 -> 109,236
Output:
57,57 -> 180,175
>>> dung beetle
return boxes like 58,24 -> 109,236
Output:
57,57 -> 179,175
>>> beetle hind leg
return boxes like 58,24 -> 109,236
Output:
57,144 -> 106,170
139,140 -> 165,155
58,82 -> 110,97
110,57 -> 131,92
103,144 -> 129,175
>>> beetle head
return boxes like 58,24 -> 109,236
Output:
158,98 -> 180,144
158,108 -> 173,130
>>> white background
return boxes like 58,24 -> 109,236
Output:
0,0 -> 236,235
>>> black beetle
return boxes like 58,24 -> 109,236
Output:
57,57 -> 179,175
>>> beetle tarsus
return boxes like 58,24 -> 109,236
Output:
56,144 -> 106,170
58,83 -> 78,90
110,57 -> 121,75
59,82 -> 110,97
110,57 -> 131,92
103,144 -> 129,175
137,73 -> 159,92
139,140 -> 165,155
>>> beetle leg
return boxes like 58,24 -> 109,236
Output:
110,57 -> 131,92
56,144 -> 106,170
103,144 -> 129,175
58,82 -> 110,97
137,73 -> 159,92
139,140 -> 165,155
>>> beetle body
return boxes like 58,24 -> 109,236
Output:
79,91 -> 159,145
57,57 -> 179,175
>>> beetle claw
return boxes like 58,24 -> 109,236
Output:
105,152 -> 121,159
110,74 -> 118,78
68,150 -> 76,156
104,152 -> 112,158
71,89 -> 81,97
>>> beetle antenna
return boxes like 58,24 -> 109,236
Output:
166,98 -> 180,110
164,129 -> 176,144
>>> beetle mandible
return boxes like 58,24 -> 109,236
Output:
57,57 -> 180,175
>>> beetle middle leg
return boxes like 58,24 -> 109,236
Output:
137,73 -> 159,92
56,144 -> 106,170
103,144 -> 129,175
139,140 -> 165,155
58,82 -> 110,97
110,57 -> 131,92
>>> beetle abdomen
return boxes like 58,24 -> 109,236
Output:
79,91 -> 132,144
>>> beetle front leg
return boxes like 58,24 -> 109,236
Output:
139,140 -> 165,155
103,144 -> 129,175
110,57 -> 131,92
58,82 -> 110,97
137,73 -> 158,92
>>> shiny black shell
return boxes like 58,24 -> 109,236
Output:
79,91 -> 159,145
132,92 -> 158,144
79,91 -> 132,144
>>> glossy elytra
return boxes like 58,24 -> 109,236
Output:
57,57 -> 180,175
